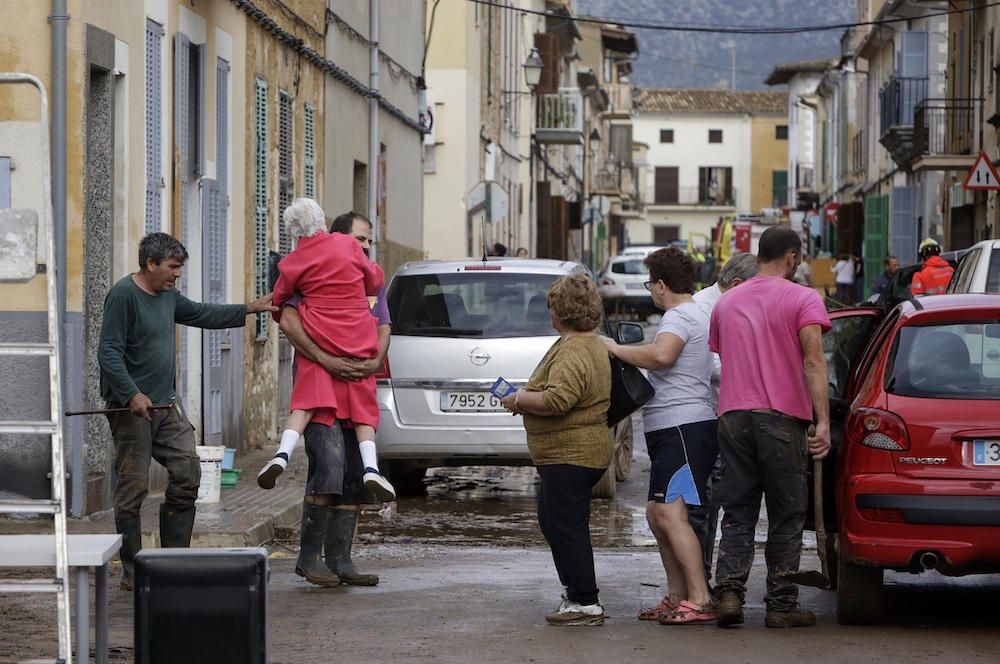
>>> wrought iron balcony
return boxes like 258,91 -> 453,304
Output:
913,98 -> 980,158
878,75 -> 927,167
535,88 -> 584,145
649,186 -> 737,208
796,163 -> 815,190
603,83 -> 633,118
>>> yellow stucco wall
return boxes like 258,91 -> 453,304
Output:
750,113 -> 788,213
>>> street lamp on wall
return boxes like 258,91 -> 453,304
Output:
523,48 -> 544,89
588,128 -> 601,156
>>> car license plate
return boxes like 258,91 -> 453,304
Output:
973,440 -> 1000,465
440,392 -> 505,412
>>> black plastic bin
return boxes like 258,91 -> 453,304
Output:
134,548 -> 268,664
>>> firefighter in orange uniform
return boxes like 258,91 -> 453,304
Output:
910,238 -> 954,295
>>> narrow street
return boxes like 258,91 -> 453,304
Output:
3,408 -> 1000,662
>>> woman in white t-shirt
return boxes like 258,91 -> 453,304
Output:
831,253 -> 855,304
602,247 -> 718,625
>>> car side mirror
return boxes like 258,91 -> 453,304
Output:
616,322 -> 644,345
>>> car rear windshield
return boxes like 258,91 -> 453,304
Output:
387,272 -> 560,338
886,323 -> 1000,399
610,260 -> 647,275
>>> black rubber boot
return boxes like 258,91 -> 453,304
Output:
159,504 -> 196,548
115,515 -> 142,591
325,507 -> 378,586
295,502 -> 341,587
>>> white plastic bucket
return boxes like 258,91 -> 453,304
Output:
195,446 -> 225,504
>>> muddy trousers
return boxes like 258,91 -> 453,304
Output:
714,411 -> 809,612
536,464 -> 605,606
106,406 -> 201,578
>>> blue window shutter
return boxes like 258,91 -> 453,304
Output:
216,58 -> 229,190
144,19 -> 164,235
890,186 -> 916,265
900,32 -> 928,79
254,78 -> 269,340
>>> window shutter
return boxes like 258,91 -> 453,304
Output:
772,170 -> 788,207
278,91 -> 294,255
655,167 -> 678,204
174,32 -> 191,247
304,103 -> 316,199
201,178 -> 225,440
144,19 -> 164,235
216,59 -> 229,190
900,31 -> 928,79
534,33 -> 558,95
723,167 -> 734,202
890,186 -> 916,266
864,194 -> 890,298
254,77 -> 269,340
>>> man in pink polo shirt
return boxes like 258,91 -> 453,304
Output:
709,225 -> 831,629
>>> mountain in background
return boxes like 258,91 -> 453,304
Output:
575,0 -> 855,90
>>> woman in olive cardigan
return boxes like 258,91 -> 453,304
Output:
502,273 -> 612,626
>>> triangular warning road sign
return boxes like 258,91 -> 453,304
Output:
963,151 -> 1000,191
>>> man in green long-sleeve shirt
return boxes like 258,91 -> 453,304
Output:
98,232 -> 276,590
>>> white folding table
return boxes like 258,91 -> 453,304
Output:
0,534 -> 122,663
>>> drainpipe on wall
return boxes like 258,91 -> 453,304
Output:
368,0 -> 380,263
51,0 -> 77,515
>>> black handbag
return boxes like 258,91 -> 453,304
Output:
607,355 -> 654,427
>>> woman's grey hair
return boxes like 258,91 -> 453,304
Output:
718,252 -> 760,289
283,197 -> 327,240
138,232 -> 188,270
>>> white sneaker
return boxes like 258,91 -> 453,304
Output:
257,454 -> 287,490
545,600 -> 605,626
363,467 -> 396,502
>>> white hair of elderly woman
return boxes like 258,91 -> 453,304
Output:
283,197 -> 327,240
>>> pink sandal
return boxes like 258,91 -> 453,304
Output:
658,600 -> 718,624
638,596 -> 679,621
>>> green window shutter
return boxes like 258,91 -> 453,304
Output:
254,77 -> 269,340
304,103 -> 315,199
772,170 -> 788,207
277,91 -> 294,256
863,194 -> 889,299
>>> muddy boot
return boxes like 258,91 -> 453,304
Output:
295,502 -> 341,587
325,507 -> 378,586
159,504 -> 196,548
716,590 -> 744,627
115,515 -> 142,591
765,605 -> 816,628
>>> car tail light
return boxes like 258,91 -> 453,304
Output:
601,277 -> 613,286
858,507 -> 906,523
464,264 -> 502,271
374,357 -> 391,385
848,407 -> 910,451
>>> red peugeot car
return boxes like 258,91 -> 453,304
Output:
823,292 -> 1000,625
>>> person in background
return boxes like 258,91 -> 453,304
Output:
493,242 -> 508,257
516,247 -> 529,258
793,254 -> 813,287
853,255 -> 865,303
688,252 -> 760,588
501,274 -> 612,626
911,239 -> 954,295
871,255 -> 900,296
710,225 -> 831,629
603,247 -> 719,624
831,252 -> 855,304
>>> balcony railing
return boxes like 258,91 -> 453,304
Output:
651,186 -> 736,207
592,169 -> 618,192
851,129 -> 867,174
879,75 -> 928,137
536,88 -> 584,144
913,98 -> 981,157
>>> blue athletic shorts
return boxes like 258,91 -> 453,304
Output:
646,420 -> 719,505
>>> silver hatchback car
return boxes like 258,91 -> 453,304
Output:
375,258 -> 634,497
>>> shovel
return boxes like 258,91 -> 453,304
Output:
779,426 -> 831,590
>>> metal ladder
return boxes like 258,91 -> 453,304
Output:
0,72 -> 72,663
